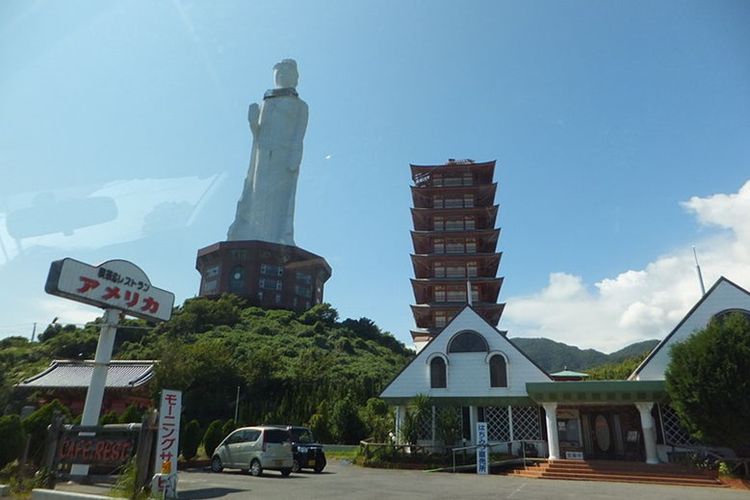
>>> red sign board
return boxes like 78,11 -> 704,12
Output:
57,436 -> 135,465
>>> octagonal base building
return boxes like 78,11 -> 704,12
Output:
409,159 -> 505,351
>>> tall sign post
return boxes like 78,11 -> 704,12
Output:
45,258 -> 174,477
476,421 -> 489,475
152,389 -> 181,499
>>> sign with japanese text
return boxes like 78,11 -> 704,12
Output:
476,421 -> 488,475
154,389 -> 181,497
45,258 -> 174,322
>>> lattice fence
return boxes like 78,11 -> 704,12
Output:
658,403 -> 695,446
486,406 -> 510,441
511,406 -> 541,440
417,409 -> 432,440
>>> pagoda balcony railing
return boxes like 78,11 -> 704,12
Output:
411,252 -> 501,259
412,276 -> 501,282
423,225 -> 498,232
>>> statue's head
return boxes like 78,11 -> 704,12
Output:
274,59 -> 299,89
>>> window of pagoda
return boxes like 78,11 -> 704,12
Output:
434,262 -> 445,277
434,310 -> 453,327
434,239 -> 445,254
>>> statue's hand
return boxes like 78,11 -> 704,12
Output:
248,103 -> 260,133
289,148 -> 303,172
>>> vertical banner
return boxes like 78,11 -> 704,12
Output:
154,389 -> 181,498
476,421 -> 488,475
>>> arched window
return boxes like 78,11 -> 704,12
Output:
430,357 -> 447,388
489,354 -> 507,388
229,266 -> 245,292
448,331 -> 488,353
712,309 -> 750,324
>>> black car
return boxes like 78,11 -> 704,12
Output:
287,426 -> 326,473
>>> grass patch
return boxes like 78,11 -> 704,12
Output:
325,448 -> 358,461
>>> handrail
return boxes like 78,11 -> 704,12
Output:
450,440 -> 547,473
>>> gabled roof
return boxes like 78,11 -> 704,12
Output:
629,276 -> 750,380
17,360 -> 156,389
380,305 -> 551,399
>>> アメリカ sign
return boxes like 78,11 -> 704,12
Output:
45,258 -> 174,322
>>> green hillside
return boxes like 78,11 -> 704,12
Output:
0,295 -> 413,437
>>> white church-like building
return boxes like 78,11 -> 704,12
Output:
381,276 -> 750,464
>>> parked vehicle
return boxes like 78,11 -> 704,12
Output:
286,426 -> 327,473
211,426 -> 293,477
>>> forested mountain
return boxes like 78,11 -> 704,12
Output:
509,337 -> 659,373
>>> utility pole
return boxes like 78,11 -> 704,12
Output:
31,322 -> 36,342
234,386 -> 240,423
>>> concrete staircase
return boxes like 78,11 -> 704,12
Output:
503,459 -> 724,488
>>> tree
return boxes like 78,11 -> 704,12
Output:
359,397 -> 392,442
665,312 -> 750,455
330,395 -> 366,444
0,414 -> 25,467
587,351 -> 650,380
203,419 -> 225,457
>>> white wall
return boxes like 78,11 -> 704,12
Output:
634,279 -> 750,381
381,307 -> 550,399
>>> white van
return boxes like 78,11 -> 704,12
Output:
211,426 -> 293,477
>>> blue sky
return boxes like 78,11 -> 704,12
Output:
1,0 -> 748,351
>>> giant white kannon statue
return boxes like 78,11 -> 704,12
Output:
227,59 -> 308,246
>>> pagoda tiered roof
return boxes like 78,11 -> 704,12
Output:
407,158 -> 504,342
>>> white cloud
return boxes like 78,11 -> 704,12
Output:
502,181 -> 750,353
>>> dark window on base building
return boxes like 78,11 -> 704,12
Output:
430,357 -> 447,388
229,266 -> 245,292
489,355 -> 507,387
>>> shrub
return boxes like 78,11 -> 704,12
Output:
119,404 -> 143,424
22,400 -> 70,464
99,411 -> 120,426
221,419 -> 237,439
202,420 -> 224,457
181,420 -> 202,461
0,415 -> 25,467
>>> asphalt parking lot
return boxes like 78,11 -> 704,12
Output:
173,460 -> 749,500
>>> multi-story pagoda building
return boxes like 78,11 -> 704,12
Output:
409,159 -> 505,349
